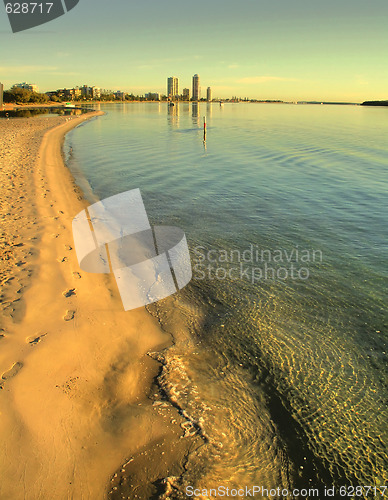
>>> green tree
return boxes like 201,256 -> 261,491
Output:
4,88 -> 31,103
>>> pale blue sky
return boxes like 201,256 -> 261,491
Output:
1,0 -> 387,101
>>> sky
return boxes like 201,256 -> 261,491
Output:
1,0 -> 387,101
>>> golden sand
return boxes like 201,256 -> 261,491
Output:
0,114 -> 193,499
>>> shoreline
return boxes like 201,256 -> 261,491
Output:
0,112 -> 195,498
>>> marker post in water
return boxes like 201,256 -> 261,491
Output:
203,116 -> 207,143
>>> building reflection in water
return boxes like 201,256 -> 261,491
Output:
180,102 -> 190,116
167,102 -> 179,127
166,102 -> 211,130
192,102 -> 200,126
118,102 -> 128,113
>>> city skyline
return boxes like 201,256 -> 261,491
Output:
1,75 -> 383,104
0,0 -> 387,101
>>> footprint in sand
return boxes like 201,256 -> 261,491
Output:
64,245 -> 72,251
27,333 -> 47,345
63,288 -> 76,298
63,310 -> 75,321
72,272 -> 81,280
58,257 -> 68,263
0,362 -> 23,388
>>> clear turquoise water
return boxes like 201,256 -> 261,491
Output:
66,103 -> 387,495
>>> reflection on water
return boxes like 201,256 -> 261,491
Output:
167,102 -> 209,129
0,107 -> 90,118
192,102 -> 200,125
167,103 -> 179,127
66,103 -> 388,497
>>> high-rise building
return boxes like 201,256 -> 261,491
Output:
182,88 -> 190,101
0,83 -> 3,107
167,77 -> 179,100
207,87 -> 212,102
192,74 -> 200,101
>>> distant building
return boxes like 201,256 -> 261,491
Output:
182,88 -> 190,101
207,87 -> 212,102
192,74 -> 200,101
0,83 -> 3,107
167,77 -> 179,100
45,86 -> 82,101
91,86 -> 101,99
13,82 -> 39,92
145,92 -> 160,101
115,91 -> 126,100
81,85 -> 92,97
59,88 -> 72,99
72,87 -> 82,99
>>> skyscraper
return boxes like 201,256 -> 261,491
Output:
207,87 -> 212,102
167,77 -> 179,100
182,88 -> 190,101
192,74 -> 200,101
0,83 -> 3,107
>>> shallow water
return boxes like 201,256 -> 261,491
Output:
66,102 -> 387,496
0,107 -> 89,118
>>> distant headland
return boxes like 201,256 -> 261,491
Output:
361,100 -> 388,106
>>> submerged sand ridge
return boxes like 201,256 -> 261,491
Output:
0,114 -> 195,499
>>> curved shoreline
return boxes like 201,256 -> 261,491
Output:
0,112 -> 192,499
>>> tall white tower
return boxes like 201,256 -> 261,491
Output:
192,74 -> 200,101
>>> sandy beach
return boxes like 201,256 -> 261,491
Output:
0,113 -> 197,499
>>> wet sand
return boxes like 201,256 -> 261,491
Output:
0,114 -> 196,499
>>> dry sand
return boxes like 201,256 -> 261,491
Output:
0,114 -> 196,499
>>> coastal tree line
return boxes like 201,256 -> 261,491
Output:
3,87 -> 49,104
2,87 -> 151,104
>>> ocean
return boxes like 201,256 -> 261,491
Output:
65,102 -> 387,497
